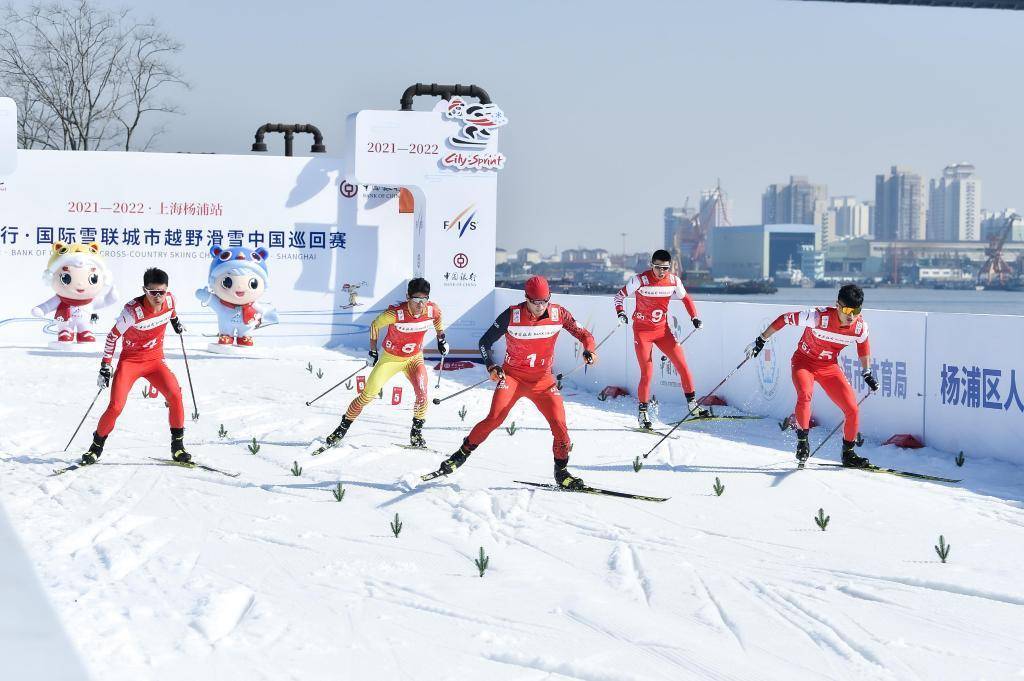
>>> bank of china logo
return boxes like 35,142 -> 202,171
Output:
756,327 -> 781,400
444,204 -> 478,237
444,97 -> 508,148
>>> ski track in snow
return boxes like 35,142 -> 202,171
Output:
2,342 -> 1024,680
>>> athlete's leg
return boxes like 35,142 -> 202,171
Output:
144,361 -> 184,429
403,355 -> 429,420
653,328 -> 695,394
524,375 -> 570,461
344,353 -> 407,421
96,360 -> 147,436
816,364 -> 860,441
791,358 -> 816,432
633,328 -> 656,402
465,373 -> 523,449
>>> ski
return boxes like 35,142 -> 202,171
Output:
51,462 -> 88,476
513,480 -> 669,502
672,415 -> 764,426
808,462 -> 960,483
393,443 -> 439,453
420,468 -> 448,482
147,457 -> 240,478
626,427 -> 678,439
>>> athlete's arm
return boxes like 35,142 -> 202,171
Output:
478,308 -> 511,367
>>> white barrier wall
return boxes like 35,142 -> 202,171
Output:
924,314 -> 1024,460
490,289 -> 1019,464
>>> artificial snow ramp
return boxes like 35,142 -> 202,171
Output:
3,344 -> 1024,680
0,504 -> 89,681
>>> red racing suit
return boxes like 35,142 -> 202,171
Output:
467,302 -> 595,460
96,293 -> 184,436
769,307 -> 871,441
614,270 -> 700,402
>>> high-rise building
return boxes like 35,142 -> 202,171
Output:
762,176 -> 827,227
874,166 -> 925,241
663,206 -> 696,251
928,163 -> 982,241
823,196 -> 872,246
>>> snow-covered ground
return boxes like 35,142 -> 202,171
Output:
3,336 -> 1024,681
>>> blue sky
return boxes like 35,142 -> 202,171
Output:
89,0 -> 1022,254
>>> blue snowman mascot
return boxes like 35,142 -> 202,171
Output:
196,245 -> 279,347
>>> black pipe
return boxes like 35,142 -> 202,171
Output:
252,123 -> 326,156
399,83 -> 492,111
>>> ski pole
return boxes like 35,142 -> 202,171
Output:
555,326 -> 621,384
809,392 -> 872,458
643,354 -> 752,459
64,388 -> 104,452
432,376 -> 492,405
179,334 -> 199,421
434,354 -> 445,390
305,361 -> 368,406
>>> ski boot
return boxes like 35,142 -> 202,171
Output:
171,428 -> 191,463
841,439 -> 870,468
554,459 -> 586,491
439,440 -> 475,475
325,417 -> 353,447
637,402 -> 653,430
410,417 -> 426,448
795,428 -> 810,464
80,432 -> 107,465
685,392 -> 713,419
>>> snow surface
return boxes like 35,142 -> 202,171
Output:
3,338 -> 1024,681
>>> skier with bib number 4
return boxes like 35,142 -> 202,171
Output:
81,268 -> 189,466
747,284 -> 879,467
614,249 -> 708,429
432,275 -> 597,490
321,278 -> 447,450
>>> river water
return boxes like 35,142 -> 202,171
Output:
695,287 -> 1024,316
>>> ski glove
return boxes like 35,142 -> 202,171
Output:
97,363 -> 111,389
437,336 -> 449,356
863,370 -> 879,392
691,317 -> 703,330
582,350 -> 596,365
616,311 -> 629,326
747,335 -> 766,358
487,364 -> 505,382
170,317 -> 185,334
368,349 -> 379,366
90,313 -> 99,324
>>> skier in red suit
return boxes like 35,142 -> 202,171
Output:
81,268 -> 189,465
747,284 -> 879,467
614,249 -> 708,428
435,275 -> 597,489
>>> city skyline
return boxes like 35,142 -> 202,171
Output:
22,0 -> 1021,256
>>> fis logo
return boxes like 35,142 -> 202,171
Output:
443,205 -> 478,238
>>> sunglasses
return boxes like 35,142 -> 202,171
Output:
839,305 -> 861,316
527,298 -> 550,306
409,295 -> 429,302
651,264 -> 671,272
144,288 -> 168,297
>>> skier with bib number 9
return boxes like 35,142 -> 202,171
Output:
433,275 -> 597,490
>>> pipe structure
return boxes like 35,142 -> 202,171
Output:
399,83 -> 492,111
252,123 -> 326,156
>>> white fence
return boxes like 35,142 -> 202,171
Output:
493,288 -> 1023,464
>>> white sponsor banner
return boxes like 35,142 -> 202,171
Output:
344,99 -> 502,353
0,97 -> 15,175
925,313 -> 1024,464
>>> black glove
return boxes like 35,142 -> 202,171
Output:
487,364 -> 505,382
97,362 -> 111,389
437,336 -> 449,356
863,370 -> 879,392
616,311 -> 629,326
582,350 -> 596,365
90,313 -> 99,324
748,335 -> 766,358
691,318 -> 702,330
170,317 -> 185,334
368,349 -> 379,366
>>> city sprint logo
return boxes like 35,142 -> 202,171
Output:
443,205 -> 478,237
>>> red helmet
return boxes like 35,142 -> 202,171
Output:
524,275 -> 550,300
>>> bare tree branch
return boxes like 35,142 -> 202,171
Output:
0,0 -> 187,151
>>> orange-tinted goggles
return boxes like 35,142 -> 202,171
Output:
839,305 -> 861,316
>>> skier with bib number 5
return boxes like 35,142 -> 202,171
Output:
432,275 -> 597,490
